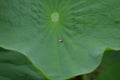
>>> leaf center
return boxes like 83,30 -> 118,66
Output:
51,12 -> 59,22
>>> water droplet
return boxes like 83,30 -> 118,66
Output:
58,39 -> 63,43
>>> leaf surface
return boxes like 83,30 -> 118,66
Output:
0,0 -> 120,79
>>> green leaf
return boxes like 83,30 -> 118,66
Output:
93,51 -> 120,80
0,48 -> 46,80
0,0 -> 120,79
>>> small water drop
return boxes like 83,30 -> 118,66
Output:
58,39 -> 63,43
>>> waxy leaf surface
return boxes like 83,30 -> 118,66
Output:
0,0 -> 120,79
